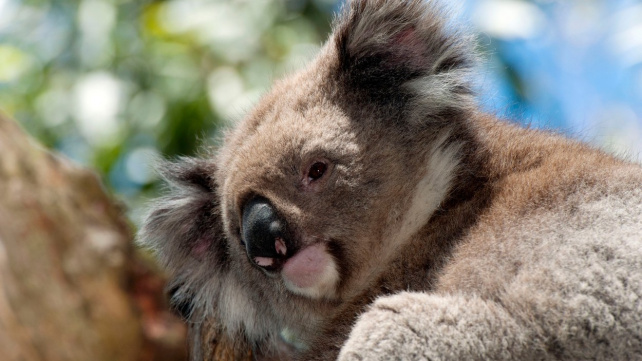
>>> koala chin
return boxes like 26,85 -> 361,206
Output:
139,0 -> 642,360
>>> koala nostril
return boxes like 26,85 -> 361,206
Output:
241,197 -> 290,267
275,238 -> 287,256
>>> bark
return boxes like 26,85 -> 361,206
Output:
0,111 -> 187,360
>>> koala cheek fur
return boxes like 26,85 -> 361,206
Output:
139,0 -> 642,360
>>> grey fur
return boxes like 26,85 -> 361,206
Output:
139,1 -> 642,360
340,181 -> 642,360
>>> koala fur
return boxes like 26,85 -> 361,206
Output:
139,0 -> 642,360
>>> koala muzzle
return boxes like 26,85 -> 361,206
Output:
241,197 -> 291,270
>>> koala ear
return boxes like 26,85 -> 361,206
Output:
138,157 -> 228,275
333,0 -> 475,118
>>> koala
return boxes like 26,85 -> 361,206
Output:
139,0 -> 642,360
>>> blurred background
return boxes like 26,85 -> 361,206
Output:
1,0 -> 641,224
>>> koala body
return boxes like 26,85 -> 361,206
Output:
140,1 -> 642,360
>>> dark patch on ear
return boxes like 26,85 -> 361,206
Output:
332,0 -> 474,107
138,157 -> 229,274
335,7 -> 424,95
159,157 -> 216,193
167,280 -> 195,321
434,53 -> 468,74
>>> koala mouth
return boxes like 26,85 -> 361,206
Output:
241,197 -> 339,297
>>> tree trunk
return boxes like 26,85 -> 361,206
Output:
0,111 -> 188,360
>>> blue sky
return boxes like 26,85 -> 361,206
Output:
460,0 -> 642,158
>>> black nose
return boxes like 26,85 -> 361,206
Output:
241,197 -> 290,266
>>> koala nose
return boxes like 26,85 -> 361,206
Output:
241,197 -> 290,268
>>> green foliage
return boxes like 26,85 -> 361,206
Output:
0,0 -> 337,222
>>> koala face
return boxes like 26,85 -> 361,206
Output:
215,0 -> 474,302
218,70 -> 413,300
140,0 -> 476,357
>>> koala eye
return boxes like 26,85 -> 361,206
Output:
307,162 -> 327,181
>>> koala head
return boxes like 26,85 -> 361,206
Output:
140,0 -> 476,356
217,0 -> 475,298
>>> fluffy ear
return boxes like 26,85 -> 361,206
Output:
138,157 -> 229,320
137,157 -> 228,276
333,0 -> 475,119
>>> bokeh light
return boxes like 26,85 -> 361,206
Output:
1,0 -> 640,224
